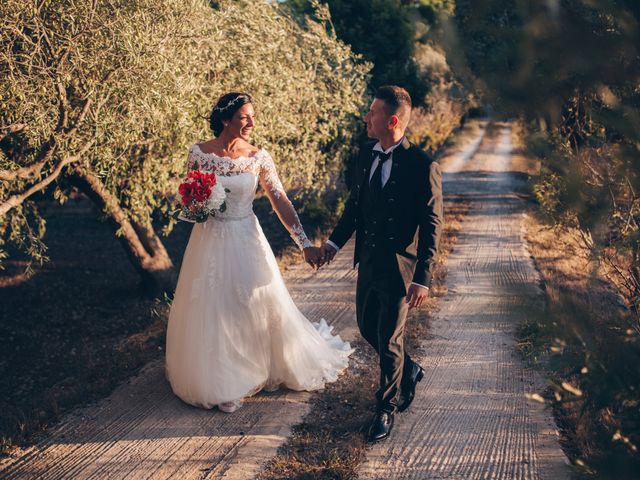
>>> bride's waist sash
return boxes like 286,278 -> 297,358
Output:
210,211 -> 254,222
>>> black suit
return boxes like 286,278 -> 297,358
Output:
329,137 -> 443,413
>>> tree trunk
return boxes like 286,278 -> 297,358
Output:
67,167 -> 176,296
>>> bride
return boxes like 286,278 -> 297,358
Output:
166,92 -> 352,413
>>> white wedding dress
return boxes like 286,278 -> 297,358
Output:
166,145 -> 352,409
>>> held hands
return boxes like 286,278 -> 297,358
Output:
303,246 -> 323,270
320,243 -> 337,265
303,243 -> 337,270
406,283 -> 429,309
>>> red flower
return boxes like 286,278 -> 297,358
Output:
187,170 -> 217,188
178,182 -> 195,205
179,171 -> 218,206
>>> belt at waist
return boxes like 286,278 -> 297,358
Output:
209,212 -> 254,222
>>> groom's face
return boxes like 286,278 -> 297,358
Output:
364,98 -> 392,140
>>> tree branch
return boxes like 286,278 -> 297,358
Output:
1,86 -> 95,182
0,123 -> 28,141
0,140 -> 94,216
0,138 -> 58,182
56,80 -> 70,132
66,97 -> 93,137
67,163 -> 174,293
66,166 -> 158,271
0,162 -> 46,182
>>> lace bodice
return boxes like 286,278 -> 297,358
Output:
186,145 -> 311,250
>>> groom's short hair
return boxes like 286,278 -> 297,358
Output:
375,85 -> 412,126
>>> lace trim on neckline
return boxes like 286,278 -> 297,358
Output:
193,143 -> 264,161
188,145 -> 269,177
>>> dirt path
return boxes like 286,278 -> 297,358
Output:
0,235 -> 359,479
358,122 -> 570,479
0,121 -> 569,479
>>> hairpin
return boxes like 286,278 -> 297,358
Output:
214,96 -> 243,113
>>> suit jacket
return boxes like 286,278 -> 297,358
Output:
329,137 -> 443,289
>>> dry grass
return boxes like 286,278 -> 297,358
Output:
509,120 -> 640,476
521,212 -> 640,477
256,200 -> 471,480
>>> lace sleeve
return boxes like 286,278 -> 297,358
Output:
258,150 -> 285,198
258,150 -> 312,251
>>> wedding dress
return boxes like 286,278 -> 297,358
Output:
166,144 -> 352,409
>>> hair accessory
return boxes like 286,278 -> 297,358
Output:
214,95 -> 244,113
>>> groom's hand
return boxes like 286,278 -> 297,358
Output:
406,284 -> 429,309
320,243 -> 337,265
303,246 -> 323,270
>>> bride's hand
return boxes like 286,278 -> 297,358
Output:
303,246 -> 323,270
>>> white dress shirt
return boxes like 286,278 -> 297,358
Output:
326,138 -> 428,290
368,139 -> 402,187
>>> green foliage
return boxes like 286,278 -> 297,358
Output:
406,75 -> 469,151
209,1 -> 370,199
532,171 -> 566,223
456,1 -> 640,131
455,0 -> 640,293
285,0 -> 475,151
407,0 -> 455,22
0,0 -> 369,268
286,0 -> 429,103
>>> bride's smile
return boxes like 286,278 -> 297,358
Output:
224,103 -> 255,142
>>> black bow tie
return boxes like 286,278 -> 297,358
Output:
373,150 -> 392,163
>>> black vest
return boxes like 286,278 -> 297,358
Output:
359,168 -> 401,284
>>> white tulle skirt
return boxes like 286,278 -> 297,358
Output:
165,214 -> 352,408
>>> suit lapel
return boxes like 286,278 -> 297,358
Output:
358,146 -> 377,199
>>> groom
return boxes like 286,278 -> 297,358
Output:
320,86 -> 443,442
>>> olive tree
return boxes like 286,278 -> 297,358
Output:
0,0 -> 369,292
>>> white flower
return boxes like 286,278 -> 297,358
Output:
206,181 -> 227,211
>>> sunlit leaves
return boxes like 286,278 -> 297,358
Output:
0,0 -> 369,268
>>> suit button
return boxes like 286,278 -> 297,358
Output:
371,243 -> 376,247
388,217 -> 393,221
389,237 -> 395,240
364,229 -> 368,234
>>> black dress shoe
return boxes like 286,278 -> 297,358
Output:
367,411 -> 394,442
397,363 -> 424,412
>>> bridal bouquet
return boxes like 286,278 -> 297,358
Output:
175,170 -> 228,223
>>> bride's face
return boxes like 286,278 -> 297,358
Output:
227,103 -> 256,141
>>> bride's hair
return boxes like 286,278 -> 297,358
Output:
209,92 -> 253,136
